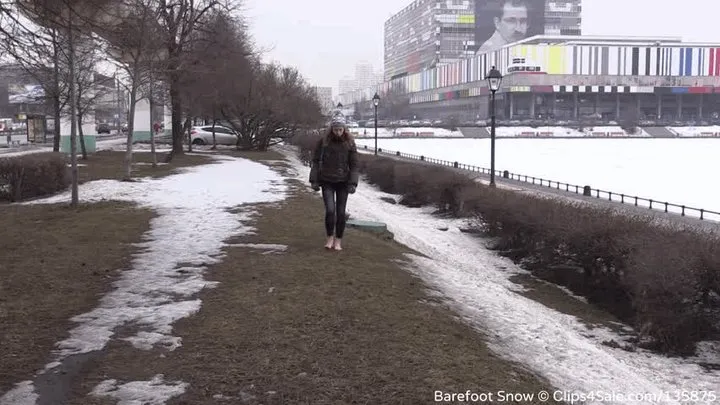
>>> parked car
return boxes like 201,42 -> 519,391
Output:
96,123 -> 111,134
190,125 -> 238,145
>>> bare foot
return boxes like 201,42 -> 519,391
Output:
332,238 -> 342,251
324,236 -> 335,249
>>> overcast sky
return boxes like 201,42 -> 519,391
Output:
241,0 -> 720,94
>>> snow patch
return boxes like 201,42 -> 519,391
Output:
228,243 -> 287,254
0,382 -> 38,405
90,374 -> 187,405
133,162 -> 169,166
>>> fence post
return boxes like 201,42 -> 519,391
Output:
420,155 -> 424,161
503,170 -> 509,178
583,185 -> 591,196
396,151 -> 400,156
454,161 -> 459,168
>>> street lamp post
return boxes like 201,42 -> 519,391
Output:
485,66 -> 503,187
372,93 -> 380,155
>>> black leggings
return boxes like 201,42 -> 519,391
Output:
321,182 -> 349,238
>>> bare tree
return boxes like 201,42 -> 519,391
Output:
75,40 -> 111,159
144,66 -> 165,166
102,0 -> 166,180
14,0 -> 119,206
379,83 -> 411,120
157,0 -> 231,159
0,11 -> 68,151
219,63 -> 323,151
179,11 -> 250,150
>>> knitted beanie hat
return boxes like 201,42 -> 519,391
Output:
331,111 -> 346,127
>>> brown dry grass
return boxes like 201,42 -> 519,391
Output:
63,168 -> 559,404
0,202 -> 154,395
78,150 -> 211,183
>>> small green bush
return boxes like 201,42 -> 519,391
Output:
0,152 -> 70,202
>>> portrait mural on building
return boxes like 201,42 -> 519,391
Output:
474,0 -> 546,54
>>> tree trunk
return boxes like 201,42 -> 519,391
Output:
52,30 -> 61,152
77,112 -> 87,160
149,87 -> 157,167
211,117 -> 216,149
67,19 -> 79,207
184,117 -> 192,153
169,78 -> 183,156
124,83 -> 138,181
53,99 -> 61,152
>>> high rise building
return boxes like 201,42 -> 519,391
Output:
338,78 -> 358,96
312,86 -> 334,112
383,0 -> 581,80
355,62 -> 376,91
338,62 -> 384,96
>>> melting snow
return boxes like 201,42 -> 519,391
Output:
0,382 -> 37,405
90,374 -> 187,405
282,146 -> 720,405
1,154 -> 287,404
228,243 -> 287,254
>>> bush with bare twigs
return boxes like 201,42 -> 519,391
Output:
0,153 -> 70,202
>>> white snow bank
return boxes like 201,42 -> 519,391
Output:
495,126 -> 585,137
352,127 -> 463,138
669,126 -> 720,137
0,147 -> 52,157
1,154 -> 288,405
282,146 -> 720,405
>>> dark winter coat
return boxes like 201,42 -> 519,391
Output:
309,134 -> 359,186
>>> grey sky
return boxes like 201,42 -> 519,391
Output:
242,0 -> 720,94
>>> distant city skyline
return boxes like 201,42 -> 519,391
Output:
242,0 -> 720,93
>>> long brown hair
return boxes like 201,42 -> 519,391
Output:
325,126 -> 353,142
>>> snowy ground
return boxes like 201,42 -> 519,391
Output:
281,146 -> 720,405
0,137 -> 127,158
495,126 -> 583,137
352,127 -> 463,137
0,154 -> 288,405
669,126 -> 720,137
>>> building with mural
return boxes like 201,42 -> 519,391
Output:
343,34 -> 720,123
384,0 -> 582,81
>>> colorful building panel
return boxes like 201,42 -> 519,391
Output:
340,39 -> 720,106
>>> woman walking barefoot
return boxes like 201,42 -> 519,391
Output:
309,113 -> 359,250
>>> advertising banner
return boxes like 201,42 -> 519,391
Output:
475,0 -> 546,54
8,83 -> 45,104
